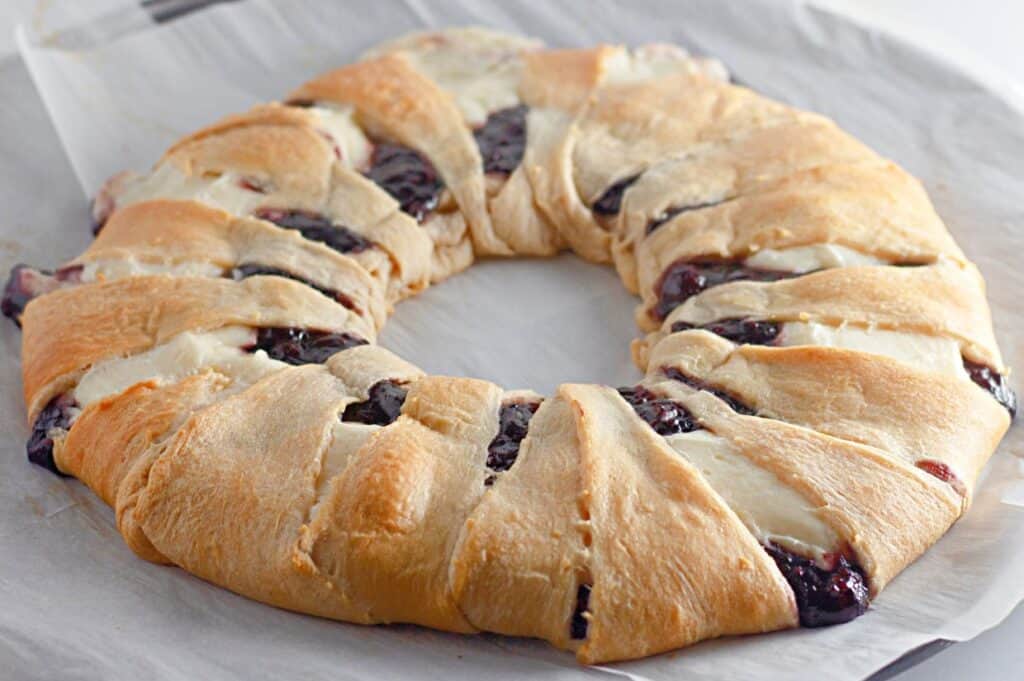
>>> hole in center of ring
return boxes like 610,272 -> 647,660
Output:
378,254 -> 643,395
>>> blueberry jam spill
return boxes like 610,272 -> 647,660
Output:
652,259 -> 798,321
2,264 -> 83,327
27,394 -> 78,476
671,318 -> 782,346
341,379 -> 408,426
646,199 -> 728,235
364,143 -> 444,222
473,105 -> 528,176
617,385 -> 701,436
253,208 -> 374,254
764,543 -> 869,627
591,174 -> 641,216
963,358 -> 1017,417
246,327 -> 366,366
485,400 -> 540,484
915,459 -> 967,497
570,584 -> 592,640
231,264 -> 357,311
661,366 -> 757,416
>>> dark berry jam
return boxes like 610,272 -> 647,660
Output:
341,379 -> 408,426
671,318 -> 782,346
764,543 -> 869,627
963,358 -> 1017,417
647,199 -> 727,235
231,264 -> 357,311
570,584 -> 592,640
652,259 -> 797,321
253,208 -> 374,254
247,327 -> 366,366
591,174 -> 641,216
915,459 -> 967,497
27,394 -> 78,476
473,105 -> 528,176
661,366 -> 757,416
485,400 -> 540,483
617,385 -> 701,436
364,142 -> 444,222
2,264 -> 83,327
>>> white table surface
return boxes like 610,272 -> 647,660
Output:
0,1 -> 1020,679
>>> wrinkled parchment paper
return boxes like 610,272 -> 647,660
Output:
4,1 -> 1023,679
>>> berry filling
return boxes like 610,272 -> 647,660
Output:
647,199 -> 728,235
661,365 -> 757,416
591,174 -> 641,216
364,142 -> 444,222
238,176 -> 271,194
915,459 -> 967,497
485,400 -> 540,484
963,358 -> 1017,417
570,584 -> 592,640
473,105 -> 528,176
26,394 -> 79,476
764,543 -> 869,627
253,208 -> 374,254
671,318 -> 782,346
341,379 -> 408,426
2,264 -> 83,327
617,385 -> 702,436
652,259 -> 797,321
246,327 -> 366,366
231,264 -> 357,311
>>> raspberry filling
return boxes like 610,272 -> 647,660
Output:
341,379 -> 408,426
652,260 -> 797,321
364,143 -> 444,222
661,365 -> 757,416
591,174 -> 641,216
764,543 -> 869,627
671,318 -> 782,346
252,208 -> 374,254
570,584 -> 592,640
246,327 -> 366,366
485,400 -> 540,484
617,385 -> 702,436
2,264 -> 83,327
231,264 -> 357,311
647,199 -> 728,235
26,394 -> 78,476
473,105 -> 528,176
915,459 -> 967,496
963,358 -> 1017,417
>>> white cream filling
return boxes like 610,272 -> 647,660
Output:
307,105 -> 372,169
666,430 -> 837,561
378,30 -> 535,126
604,44 -> 730,85
779,321 -> 966,377
744,244 -> 886,273
79,258 -> 224,283
113,163 -> 266,217
72,326 -> 283,408
310,420 -> 380,521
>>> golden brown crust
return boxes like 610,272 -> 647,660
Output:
647,330 -> 1010,499
21,275 -> 363,421
290,55 -> 495,256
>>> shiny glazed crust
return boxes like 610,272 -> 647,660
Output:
12,27 -> 1015,665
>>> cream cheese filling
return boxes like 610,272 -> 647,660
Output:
779,321 -> 966,377
72,326 -> 283,408
744,244 -> 887,273
113,163 -> 267,217
79,258 -> 224,283
306,105 -> 373,169
666,430 -> 837,561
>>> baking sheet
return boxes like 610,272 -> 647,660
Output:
3,0 -> 1023,679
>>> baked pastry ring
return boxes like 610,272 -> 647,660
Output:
2,27 -> 1015,664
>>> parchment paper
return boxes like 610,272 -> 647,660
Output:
4,1 -> 1023,679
